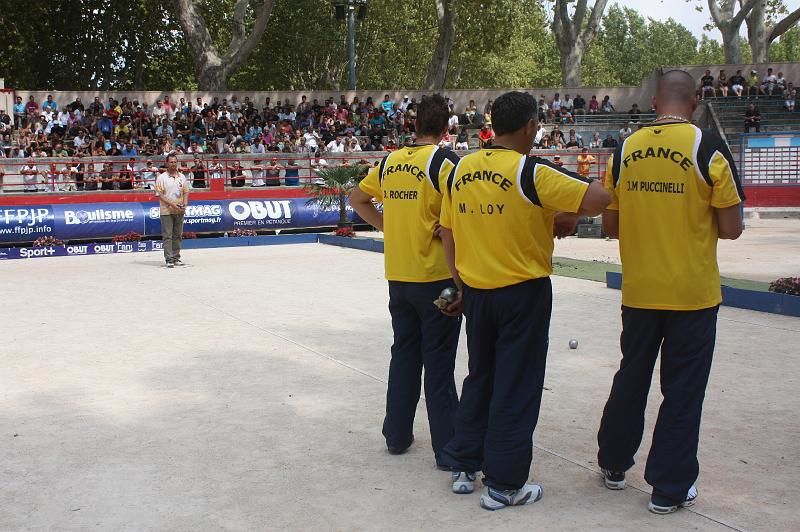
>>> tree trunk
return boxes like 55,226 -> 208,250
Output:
551,0 -> 608,88
719,23 -> 743,63
745,1 -> 768,63
173,0 -> 275,92
198,64 -> 228,92
744,1 -> 800,63
423,0 -> 456,90
708,0 -> 759,64
339,193 -> 348,225
133,45 -> 147,90
559,46 -> 584,87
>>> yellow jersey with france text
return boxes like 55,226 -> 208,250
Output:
440,147 -> 591,289
604,123 -> 745,310
359,145 -> 459,282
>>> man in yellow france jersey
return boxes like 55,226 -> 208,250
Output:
349,94 -> 462,468
436,91 -> 610,511
596,70 -> 744,515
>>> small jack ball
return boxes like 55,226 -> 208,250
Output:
569,339 -> 579,349
440,287 -> 457,304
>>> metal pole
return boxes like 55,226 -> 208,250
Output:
347,0 -> 356,90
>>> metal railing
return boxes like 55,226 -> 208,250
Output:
0,149 -> 613,194
737,132 -> 800,185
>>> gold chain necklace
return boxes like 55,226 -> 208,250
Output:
655,114 -> 690,123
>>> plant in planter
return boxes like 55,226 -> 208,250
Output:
230,228 -> 258,237
112,231 -> 142,242
769,277 -> 800,296
335,226 -> 355,238
304,162 -> 369,230
33,236 -> 64,247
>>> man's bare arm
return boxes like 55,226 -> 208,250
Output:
349,187 -> 383,231
716,203 -> 743,240
439,227 -> 462,291
602,209 -> 619,238
578,181 -> 612,216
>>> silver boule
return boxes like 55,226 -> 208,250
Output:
569,339 -> 579,349
440,287 -> 457,303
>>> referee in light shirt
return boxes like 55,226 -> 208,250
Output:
349,94 -> 462,469
155,152 -> 190,268
437,91 -> 610,510
596,70 -> 744,515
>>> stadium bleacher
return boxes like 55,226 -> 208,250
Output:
706,95 -> 800,150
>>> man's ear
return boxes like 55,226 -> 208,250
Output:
528,119 -> 538,137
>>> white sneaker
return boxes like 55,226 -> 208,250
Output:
452,472 -> 475,494
479,483 -> 543,511
648,484 -> 698,514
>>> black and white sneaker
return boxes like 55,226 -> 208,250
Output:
166,262 -> 174,269
479,483 -> 543,511
648,485 -> 698,514
173,259 -> 185,266
601,468 -> 626,490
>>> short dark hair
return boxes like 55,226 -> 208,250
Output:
491,91 -> 537,136
415,94 -> 450,137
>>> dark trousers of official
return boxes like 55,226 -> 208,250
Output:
597,305 -> 718,504
383,280 -> 461,461
440,278 -> 552,491
161,214 -> 184,263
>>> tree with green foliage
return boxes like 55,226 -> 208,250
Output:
589,6 -> 698,86
0,0 -> 192,90
695,35 -> 727,64
304,163 -> 368,227
769,26 -> 800,61
743,0 -> 800,63
1,0 -> 792,93
447,0 -> 560,89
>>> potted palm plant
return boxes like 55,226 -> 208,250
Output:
304,162 -> 370,230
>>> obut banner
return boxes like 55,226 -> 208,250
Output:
0,240 -> 164,260
0,198 -> 360,243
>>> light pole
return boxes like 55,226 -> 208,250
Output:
333,0 -> 367,90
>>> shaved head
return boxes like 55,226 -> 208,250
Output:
652,70 -> 697,119
656,70 -> 696,105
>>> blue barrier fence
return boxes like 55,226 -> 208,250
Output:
606,271 -> 799,318
0,198 -> 361,244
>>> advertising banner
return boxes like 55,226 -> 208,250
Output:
52,203 -> 145,240
143,201 -> 226,235
0,206 -> 57,243
0,240 -> 164,260
0,197 -> 360,243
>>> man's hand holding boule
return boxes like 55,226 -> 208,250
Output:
433,285 -> 463,316
441,289 -> 463,317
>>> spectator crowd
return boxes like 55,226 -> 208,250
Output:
698,67 -> 796,101
0,90 -> 651,163
2,68 -> 793,192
